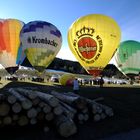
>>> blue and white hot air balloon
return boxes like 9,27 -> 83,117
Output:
20,21 -> 62,72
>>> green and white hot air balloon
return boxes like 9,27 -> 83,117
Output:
114,40 -> 140,78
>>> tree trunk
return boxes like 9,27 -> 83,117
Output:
0,103 -> 10,116
8,88 -> 32,110
51,91 -> 87,110
17,115 -> 29,126
12,102 -> 22,113
54,115 -> 77,137
27,108 -> 38,118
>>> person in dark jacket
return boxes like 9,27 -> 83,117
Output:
99,76 -> 104,87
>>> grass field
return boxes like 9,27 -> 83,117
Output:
1,80 -> 140,140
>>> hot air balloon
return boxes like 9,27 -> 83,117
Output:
16,44 -> 26,66
20,21 -> 62,73
59,73 -> 75,86
114,40 -> 140,78
0,19 -> 24,74
68,14 -> 121,77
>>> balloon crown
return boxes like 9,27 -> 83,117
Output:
76,26 -> 95,39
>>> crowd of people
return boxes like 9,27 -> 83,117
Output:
77,77 -> 105,87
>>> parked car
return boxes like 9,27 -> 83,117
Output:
7,76 -> 18,81
50,74 -> 60,83
32,77 -> 44,82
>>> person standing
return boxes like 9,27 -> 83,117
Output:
99,76 -> 104,87
73,78 -> 79,94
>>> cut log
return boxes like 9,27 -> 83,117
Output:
59,102 -> 77,119
98,104 -> 114,117
17,115 -> 29,126
51,91 -> 79,104
96,105 -> 103,114
100,113 -> 106,120
12,114 -> 19,121
7,95 -> 17,104
51,91 -> 87,110
45,112 -> 54,121
32,98 -> 41,106
8,88 -> 32,110
55,115 -> 77,137
31,90 -> 59,107
0,94 -> 6,101
74,98 -> 87,110
60,101 -> 77,114
86,98 -> 113,117
60,105 -> 75,119
12,102 -> 22,113
3,116 -> 12,125
0,103 -> 10,116
53,105 -> 63,115
93,114 -> 101,122
27,108 -> 38,118
43,104 -> 52,114
92,103 -> 101,114
82,107 -> 88,114
19,87 -> 38,90
78,113 -> 84,121
86,98 -> 103,114
62,92 -> 79,97
39,102 -> 45,108
43,126 -> 50,132
30,118 -> 37,125
15,88 -> 37,100
22,100 -> 33,110
84,114 -> 89,121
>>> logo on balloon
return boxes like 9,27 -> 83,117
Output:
73,26 -> 103,63
78,37 -> 97,59
27,37 -> 32,43
27,36 -> 58,47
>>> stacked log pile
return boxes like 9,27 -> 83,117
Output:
0,87 -> 114,137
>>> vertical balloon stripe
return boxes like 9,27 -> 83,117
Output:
9,20 -> 16,57
16,44 -> 26,64
0,21 -> 6,51
9,20 -> 23,59
2,20 -> 11,53
15,21 -> 24,60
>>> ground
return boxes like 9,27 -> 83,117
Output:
1,81 -> 140,140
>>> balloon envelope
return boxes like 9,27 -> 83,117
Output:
59,73 -> 75,86
114,40 -> 140,77
68,14 -> 121,76
0,19 -> 24,74
20,21 -> 62,72
16,44 -> 26,65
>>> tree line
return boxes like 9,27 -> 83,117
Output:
22,57 -> 125,78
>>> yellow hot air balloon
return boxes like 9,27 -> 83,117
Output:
0,19 -> 24,74
68,14 -> 121,76
59,73 -> 75,86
